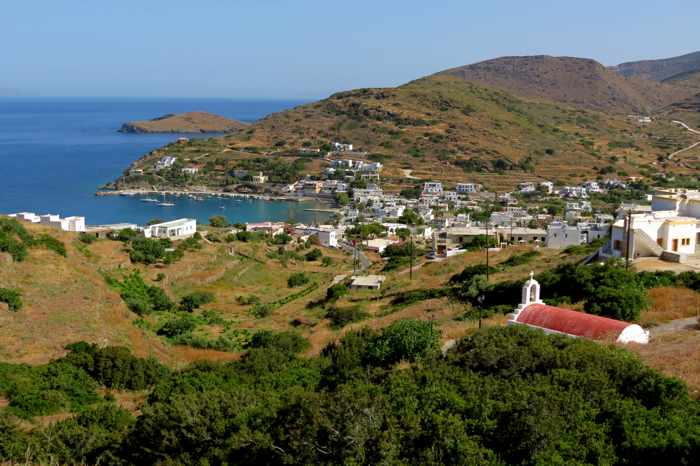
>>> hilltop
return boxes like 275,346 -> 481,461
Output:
118,111 -> 248,134
438,55 -> 690,113
615,50 -> 700,82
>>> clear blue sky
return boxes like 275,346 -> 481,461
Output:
3,0 -> 699,99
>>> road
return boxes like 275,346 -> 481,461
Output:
340,241 -> 370,273
668,120 -> 700,160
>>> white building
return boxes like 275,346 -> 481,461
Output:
251,172 -> 268,184
539,181 -> 554,194
295,226 -> 338,248
423,182 -> 443,195
181,164 -> 202,175
8,212 -> 40,223
518,182 -> 536,194
40,214 -> 86,232
349,275 -> 385,290
155,156 -> 177,171
332,142 -> 354,152
546,222 -> 610,249
144,218 -> 197,239
353,188 -> 383,204
583,181 -> 602,193
442,191 -> 459,202
455,183 -> 480,194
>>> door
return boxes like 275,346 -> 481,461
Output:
672,238 -> 679,252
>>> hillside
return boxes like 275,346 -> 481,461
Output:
663,69 -> 700,92
118,111 -> 248,134
111,72 -> 695,193
615,50 -> 700,82
437,55 -> 690,113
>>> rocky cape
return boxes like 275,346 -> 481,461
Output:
118,111 -> 248,134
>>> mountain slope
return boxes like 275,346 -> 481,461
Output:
119,111 -> 248,134
111,73 -> 695,192
615,50 -> 700,82
437,55 -> 689,113
662,69 -> 700,92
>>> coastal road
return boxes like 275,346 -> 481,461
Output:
668,120 -> 700,160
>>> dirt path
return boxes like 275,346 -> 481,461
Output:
402,169 -> 419,180
669,120 -> 700,160
650,317 -> 698,337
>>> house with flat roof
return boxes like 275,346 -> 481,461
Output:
144,218 -> 197,239
349,275 -> 386,290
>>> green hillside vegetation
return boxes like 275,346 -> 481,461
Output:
1,325 -> 698,464
111,74 -> 696,193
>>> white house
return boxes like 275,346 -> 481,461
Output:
155,156 -> 177,171
423,182 -> 443,195
181,164 -> 202,175
539,181 -> 554,194
455,183 -> 480,194
546,222 -> 610,249
508,274 -> 649,344
332,142 -> 353,152
144,218 -> 197,239
518,182 -> 536,194
295,226 -> 338,248
583,181 -> 602,193
349,275 -> 385,290
251,172 -> 268,184
8,212 -> 41,223
39,214 -> 86,232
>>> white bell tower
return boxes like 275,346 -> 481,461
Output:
513,271 -> 543,315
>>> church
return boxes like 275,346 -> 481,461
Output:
508,273 -> 649,344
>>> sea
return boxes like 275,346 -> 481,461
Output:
0,97 -> 331,226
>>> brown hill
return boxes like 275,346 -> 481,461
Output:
662,69 -> 700,93
615,51 -> 700,82
437,55 -> 689,113
119,111 -> 248,134
112,73 -> 696,193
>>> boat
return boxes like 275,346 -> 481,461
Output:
159,202 -> 175,207
140,198 -> 159,203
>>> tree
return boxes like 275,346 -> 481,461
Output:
304,248 -> 322,261
179,291 -> 215,312
326,283 -> 349,302
287,272 -> 310,288
366,319 -> 440,366
398,209 -> 424,225
209,215 -> 229,228
450,274 -> 489,323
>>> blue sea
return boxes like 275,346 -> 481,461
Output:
0,97 -> 328,226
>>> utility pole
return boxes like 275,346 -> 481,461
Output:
409,232 -> 414,281
625,210 -> 632,270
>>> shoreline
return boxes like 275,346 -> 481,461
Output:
94,188 -> 334,205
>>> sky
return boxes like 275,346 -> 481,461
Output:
2,0 -> 699,99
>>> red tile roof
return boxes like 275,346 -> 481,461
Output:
514,304 -> 631,341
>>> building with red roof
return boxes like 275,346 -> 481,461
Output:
508,273 -> 649,344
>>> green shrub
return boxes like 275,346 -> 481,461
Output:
366,319 -> 440,366
33,234 -> 66,257
304,248 -> 323,261
63,342 -> 169,390
248,330 -> 310,353
287,272 -> 310,288
108,272 -> 173,316
326,305 -> 368,328
179,291 -> 215,312
0,288 -> 22,311
326,283 -> 349,302
78,232 -> 96,244
209,215 -> 229,228
157,315 -> 198,338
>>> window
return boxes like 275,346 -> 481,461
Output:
614,240 -> 622,251
681,238 -> 691,246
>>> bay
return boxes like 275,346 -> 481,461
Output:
0,97 -> 329,226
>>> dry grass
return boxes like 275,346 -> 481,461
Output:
642,287 -> 700,326
632,330 -> 700,397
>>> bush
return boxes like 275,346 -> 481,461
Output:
365,319 -> 440,365
326,283 -> 349,302
250,303 -> 273,318
248,330 -> 310,353
78,232 -> 96,244
304,248 -> 323,261
287,272 -> 310,288
0,218 -> 31,261
129,237 -> 169,265
501,250 -> 539,268
209,215 -> 229,228
326,305 -> 368,328
34,234 -> 66,257
0,288 -> 22,311
322,256 -> 333,267
157,315 -> 198,338
63,342 -> 169,390
179,291 -> 215,312
109,272 -> 173,316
